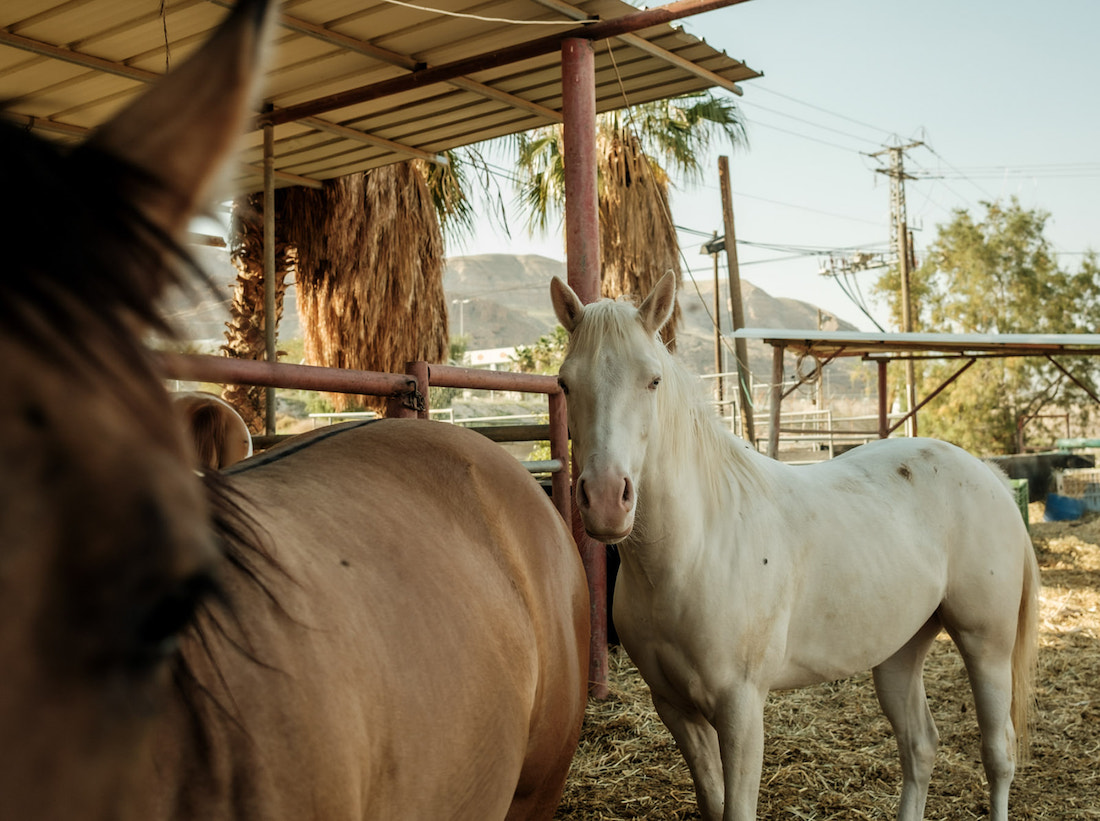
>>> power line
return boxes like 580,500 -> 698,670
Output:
919,141 -> 997,201
689,184 -> 888,228
746,118 -> 864,153
751,86 -> 897,142
738,99 -> 884,148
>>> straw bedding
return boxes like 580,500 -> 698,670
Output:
555,504 -> 1100,819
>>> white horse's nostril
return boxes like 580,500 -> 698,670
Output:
622,477 -> 633,507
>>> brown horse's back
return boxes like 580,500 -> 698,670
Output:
146,419 -> 588,820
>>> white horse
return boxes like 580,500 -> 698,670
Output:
551,272 -> 1039,821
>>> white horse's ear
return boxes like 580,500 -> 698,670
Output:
89,0 -> 276,237
551,276 -> 585,334
639,271 -> 676,336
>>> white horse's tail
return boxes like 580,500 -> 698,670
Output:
1012,535 -> 1040,762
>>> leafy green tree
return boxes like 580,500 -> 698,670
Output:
873,198 -> 1100,454
510,328 -> 570,462
511,326 -> 569,375
429,338 -> 470,410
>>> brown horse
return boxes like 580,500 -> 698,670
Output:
174,391 -> 254,469
0,2 -> 588,819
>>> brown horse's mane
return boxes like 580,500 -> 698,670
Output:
2,118 -> 287,746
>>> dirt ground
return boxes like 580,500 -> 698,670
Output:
555,503 -> 1100,820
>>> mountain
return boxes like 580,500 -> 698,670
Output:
443,254 -> 861,384
165,251 -> 864,396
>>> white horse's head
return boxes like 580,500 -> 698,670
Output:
551,272 -> 676,543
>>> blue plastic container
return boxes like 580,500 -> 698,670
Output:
1044,493 -> 1086,521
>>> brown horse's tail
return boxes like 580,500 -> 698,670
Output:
1011,534 -> 1040,762
188,404 -> 226,470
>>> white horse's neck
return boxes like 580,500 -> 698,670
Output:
626,348 -> 773,563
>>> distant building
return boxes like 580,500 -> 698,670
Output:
463,347 -> 519,369
461,347 -> 521,400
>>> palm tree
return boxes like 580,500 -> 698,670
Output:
222,191 -> 295,432
224,154 -> 474,416
283,162 -> 449,413
514,91 -> 746,349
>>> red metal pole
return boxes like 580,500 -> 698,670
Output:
407,360 -> 430,420
562,36 -> 607,698
562,38 -> 600,306
157,351 -> 414,397
426,363 -> 558,393
548,390 -> 571,525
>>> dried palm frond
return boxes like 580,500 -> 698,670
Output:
598,130 -> 682,350
284,162 -> 447,412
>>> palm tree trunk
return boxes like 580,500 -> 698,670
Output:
222,192 -> 294,433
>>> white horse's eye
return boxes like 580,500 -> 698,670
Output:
649,376 -> 661,390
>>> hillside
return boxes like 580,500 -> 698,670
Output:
164,251 -> 871,398
444,254 -> 867,394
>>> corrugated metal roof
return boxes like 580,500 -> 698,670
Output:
1,0 -> 761,192
731,329 -> 1100,359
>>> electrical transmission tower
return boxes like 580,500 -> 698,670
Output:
869,140 -> 923,435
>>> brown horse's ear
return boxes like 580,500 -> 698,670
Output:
89,0 -> 276,237
639,270 -> 676,336
551,276 -> 585,334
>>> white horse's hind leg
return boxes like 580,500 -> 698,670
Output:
872,617 -> 942,821
950,633 -> 1017,821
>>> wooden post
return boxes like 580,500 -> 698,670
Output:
718,156 -> 754,444
767,344 -> 784,459
711,235 -> 723,404
263,122 -> 277,436
561,37 -> 607,699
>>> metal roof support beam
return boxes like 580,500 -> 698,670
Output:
241,163 -> 324,189
0,29 -> 158,82
301,117 -> 448,164
3,112 -> 91,138
529,0 -> 746,95
885,357 -> 976,437
260,0 -> 754,126
1047,355 -> 1100,405
267,5 -> 562,123
0,28 -> 447,165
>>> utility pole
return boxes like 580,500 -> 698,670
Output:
870,141 -> 922,437
701,231 -> 724,403
718,156 -> 755,445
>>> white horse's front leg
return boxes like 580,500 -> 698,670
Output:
714,685 -> 768,821
651,694 -> 725,821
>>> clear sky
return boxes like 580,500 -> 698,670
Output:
451,0 -> 1100,332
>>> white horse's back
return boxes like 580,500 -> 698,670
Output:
762,438 -> 1034,690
